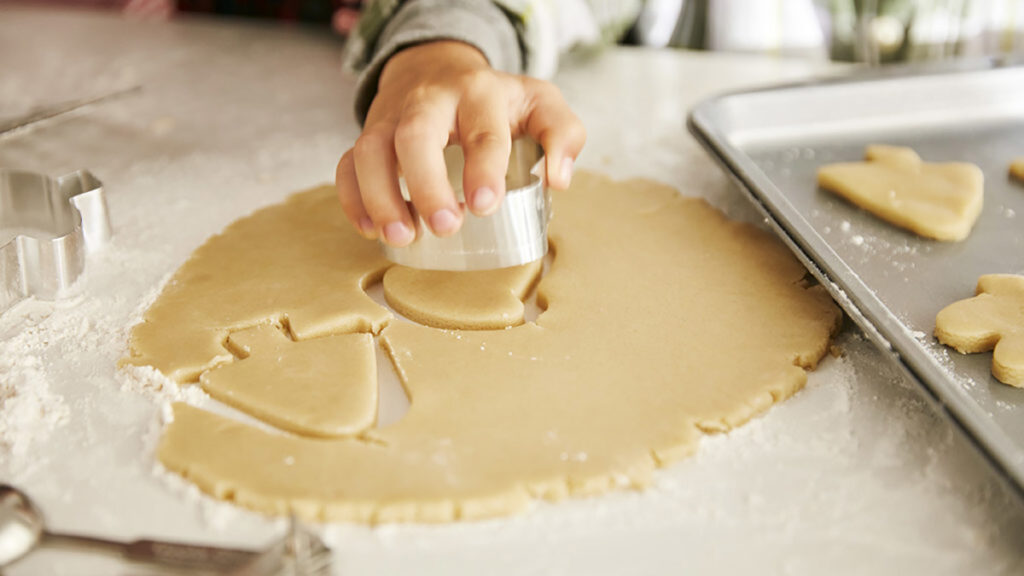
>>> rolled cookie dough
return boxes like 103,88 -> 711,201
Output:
817,145 -> 984,241
132,172 -> 841,523
935,274 -> 1024,387
1012,158 -> 1024,183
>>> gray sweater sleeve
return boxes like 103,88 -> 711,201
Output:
353,0 -> 524,125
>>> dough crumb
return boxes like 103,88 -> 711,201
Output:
1011,158 -> 1024,184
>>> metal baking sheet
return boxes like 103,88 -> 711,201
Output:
688,64 -> 1024,497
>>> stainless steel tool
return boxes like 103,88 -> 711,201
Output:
0,168 -> 112,314
0,485 -> 331,575
0,484 -> 255,572
381,137 -> 550,271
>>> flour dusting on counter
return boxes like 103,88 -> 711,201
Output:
0,298 -> 85,466
0,351 -> 70,460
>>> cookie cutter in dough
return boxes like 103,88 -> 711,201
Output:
0,168 -> 111,313
382,137 -> 549,271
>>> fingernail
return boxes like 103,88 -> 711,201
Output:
383,221 -> 414,246
471,187 -> 497,215
358,216 -> 376,237
560,157 -> 574,186
429,208 -> 460,236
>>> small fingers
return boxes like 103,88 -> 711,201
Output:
352,127 -> 415,247
394,102 -> 463,237
335,149 -> 376,239
521,79 -> 586,190
457,88 -> 512,216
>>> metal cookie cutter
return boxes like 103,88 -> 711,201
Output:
0,169 -> 111,313
382,137 -> 549,271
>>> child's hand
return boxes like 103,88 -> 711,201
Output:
336,40 -> 586,246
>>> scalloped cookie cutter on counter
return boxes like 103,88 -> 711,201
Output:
0,169 -> 111,313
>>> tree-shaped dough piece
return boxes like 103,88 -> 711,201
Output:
817,145 -> 983,241
935,274 -> 1024,387
1011,158 -> 1024,184
382,260 -> 543,330
201,325 -> 378,436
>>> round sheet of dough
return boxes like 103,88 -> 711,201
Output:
130,171 -> 841,523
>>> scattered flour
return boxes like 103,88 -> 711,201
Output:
117,364 -> 209,408
0,354 -> 70,460
0,242 -> 173,470
0,299 -> 78,466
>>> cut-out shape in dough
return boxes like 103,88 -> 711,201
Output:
134,173 -> 841,523
121,190 -> 392,382
1011,158 -> 1024,184
382,260 -> 543,330
201,326 -> 378,437
817,145 -> 984,241
935,274 -> 1024,387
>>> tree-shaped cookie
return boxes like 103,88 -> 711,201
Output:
817,145 -> 984,241
935,274 -> 1024,387
201,325 -> 378,436
1012,158 -> 1024,184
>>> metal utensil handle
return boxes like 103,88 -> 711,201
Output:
44,532 -> 257,571
126,539 -> 257,571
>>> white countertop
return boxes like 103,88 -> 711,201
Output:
1,6 -> 1023,575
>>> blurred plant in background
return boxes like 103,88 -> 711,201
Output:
633,0 -> 1023,65
825,0 -> 1023,64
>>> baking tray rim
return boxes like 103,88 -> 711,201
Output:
687,61 -> 1024,501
